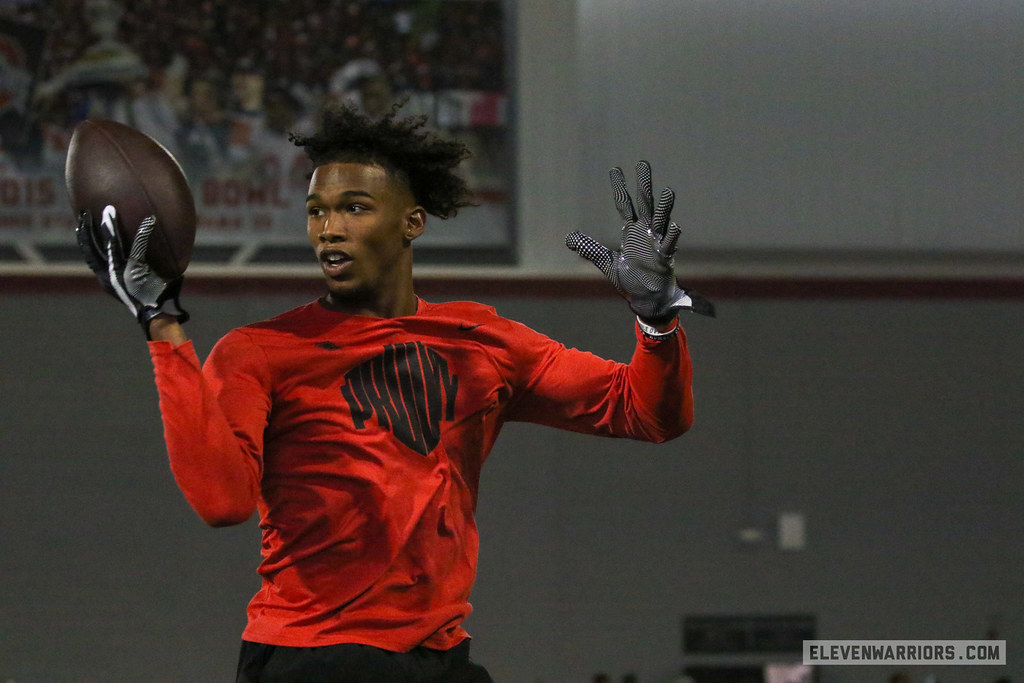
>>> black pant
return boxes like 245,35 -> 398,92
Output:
236,639 -> 494,683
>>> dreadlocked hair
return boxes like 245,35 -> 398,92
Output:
290,101 -> 474,219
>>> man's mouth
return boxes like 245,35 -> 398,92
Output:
319,250 -> 353,276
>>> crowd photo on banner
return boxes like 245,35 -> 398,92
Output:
0,0 -> 512,266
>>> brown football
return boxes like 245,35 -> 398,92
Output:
65,119 -> 196,279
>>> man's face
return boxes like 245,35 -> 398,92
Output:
306,162 -> 424,313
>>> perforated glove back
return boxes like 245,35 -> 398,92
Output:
76,205 -> 189,336
566,160 -> 714,321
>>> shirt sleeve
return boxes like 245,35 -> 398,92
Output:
149,332 -> 269,526
503,319 -> 694,442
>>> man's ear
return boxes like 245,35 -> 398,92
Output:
404,207 -> 426,242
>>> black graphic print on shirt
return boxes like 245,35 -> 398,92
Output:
340,342 -> 459,456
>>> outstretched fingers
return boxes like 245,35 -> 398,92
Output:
652,187 -> 681,256
97,205 -> 137,315
76,210 -> 104,265
609,167 -> 636,224
634,160 -> 654,224
129,216 -> 157,263
98,205 -> 127,262
660,221 -> 682,257
566,230 -> 614,277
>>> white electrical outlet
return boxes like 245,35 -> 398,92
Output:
778,511 -> 806,550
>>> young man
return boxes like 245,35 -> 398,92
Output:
76,104 -> 711,682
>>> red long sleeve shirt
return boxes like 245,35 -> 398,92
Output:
150,298 -> 693,652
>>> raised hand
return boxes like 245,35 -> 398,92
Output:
566,160 -> 714,322
77,205 -> 189,337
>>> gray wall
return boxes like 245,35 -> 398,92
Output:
2,289 -> 1020,683
513,0 -> 1024,275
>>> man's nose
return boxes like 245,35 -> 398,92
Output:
319,214 -> 346,241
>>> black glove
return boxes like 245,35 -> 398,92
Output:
76,205 -> 189,337
566,160 -> 714,322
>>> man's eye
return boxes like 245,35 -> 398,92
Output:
307,207 -> 324,217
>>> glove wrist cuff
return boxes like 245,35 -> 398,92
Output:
637,316 -> 679,340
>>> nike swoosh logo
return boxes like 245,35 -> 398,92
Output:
458,324 -> 482,331
316,341 -> 342,350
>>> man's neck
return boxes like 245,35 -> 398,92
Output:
322,290 -> 418,318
